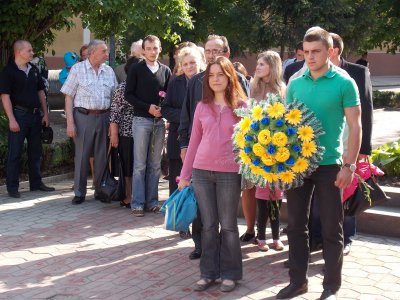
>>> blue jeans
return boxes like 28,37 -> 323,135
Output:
7,108 -> 42,192
131,117 -> 165,210
192,169 -> 242,281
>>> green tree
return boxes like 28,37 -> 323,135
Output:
0,0 -> 86,67
81,0 -> 193,67
366,0 -> 400,53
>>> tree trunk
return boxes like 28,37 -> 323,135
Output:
169,49 -> 175,73
0,46 -> 11,68
109,32 -> 116,69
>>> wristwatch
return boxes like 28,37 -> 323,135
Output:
343,163 -> 356,172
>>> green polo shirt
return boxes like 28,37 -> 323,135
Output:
287,65 -> 360,165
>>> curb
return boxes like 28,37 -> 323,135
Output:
0,172 -> 74,194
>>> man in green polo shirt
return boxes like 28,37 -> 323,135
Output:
276,28 -> 361,300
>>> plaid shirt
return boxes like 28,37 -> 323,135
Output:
61,59 -> 118,109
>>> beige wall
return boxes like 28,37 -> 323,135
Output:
44,16 -> 93,69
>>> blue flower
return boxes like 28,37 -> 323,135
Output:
252,158 -> 260,166
292,145 -> 301,153
261,117 -> 270,125
277,164 -> 285,172
263,166 -> 271,173
287,127 -> 296,136
276,119 -> 284,127
250,122 -> 259,131
244,146 -> 251,154
245,135 -> 253,141
286,157 -> 295,165
267,144 -> 276,155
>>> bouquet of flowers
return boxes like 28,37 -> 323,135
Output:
233,93 -> 325,190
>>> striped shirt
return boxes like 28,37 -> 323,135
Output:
61,59 -> 118,109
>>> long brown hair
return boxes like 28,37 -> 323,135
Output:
202,56 -> 247,109
251,51 -> 285,100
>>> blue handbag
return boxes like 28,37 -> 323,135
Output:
160,186 -> 197,232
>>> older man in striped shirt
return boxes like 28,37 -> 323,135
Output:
61,39 -> 118,205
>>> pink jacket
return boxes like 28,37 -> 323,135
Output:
180,101 -> 246,180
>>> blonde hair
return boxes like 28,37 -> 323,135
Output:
251,51 -> 285,100
176,47 -> 206,76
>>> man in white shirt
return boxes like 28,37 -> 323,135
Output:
61,40 -> 118,205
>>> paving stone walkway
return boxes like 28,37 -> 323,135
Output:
1,178 -> 400,299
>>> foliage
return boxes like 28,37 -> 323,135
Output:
251,0 -> 381,57
373,91 -> 400,109
372,141 -> 400,176
366,0 -> 400,53
0,0 -> 87,67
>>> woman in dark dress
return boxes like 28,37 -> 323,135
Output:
161,47 -> 205,194
109,57 -> 138,207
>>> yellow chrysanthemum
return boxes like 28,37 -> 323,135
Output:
301,141 -> 317,157
266,102 -> 285,119
258,129 -> 271,145
285,109 -> 302,125
279,171 -> 296,184
297,126 -> 314,142
252,106 -> 264,121
275,147 -> 290,162
250,165 -> 264,175
235,132 -> 245,148
291,157 -> 309,173
239,150 -> 251,164
252,143 -> 266,157
240,117 -> 251,134
263,172 -> 279,183
261,154 -> 276,166
272,132 -> 288,147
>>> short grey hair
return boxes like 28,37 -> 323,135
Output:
87,40 -> 106,55
130,39 -> 143,57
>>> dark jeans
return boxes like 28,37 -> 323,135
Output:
7,109 -> 42,193
192,169 -> 242,281
286,165 -> 343,292
312,199 -> 356,246
192,208 -> 202,251
256,199 -> 282,240
168,158 -> 182,195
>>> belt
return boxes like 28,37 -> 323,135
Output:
14,105 -> 40,114
76,107 -> 110,115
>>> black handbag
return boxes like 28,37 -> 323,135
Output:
42,125 -> 53,144
343,175 -> 389,216
98,148 -> 126,203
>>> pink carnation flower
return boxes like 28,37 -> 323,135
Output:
159,91 -> 167,98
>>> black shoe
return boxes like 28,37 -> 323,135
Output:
276,282 -> 308,299
8,191 -> 21,198
310,242 -> 323,252
189,249 -> 201,260
320,289 -> 337,299
31,183 -> 55,192
239,231 -> 255,242
72,196 -> 85,205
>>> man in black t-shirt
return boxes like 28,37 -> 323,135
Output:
0,40 -> 55,198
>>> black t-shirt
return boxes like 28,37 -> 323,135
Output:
0,60 -> 45,108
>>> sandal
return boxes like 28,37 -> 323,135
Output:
193,278 -> 214,291
239,231 -> 255,242
220,279 -> 236,292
